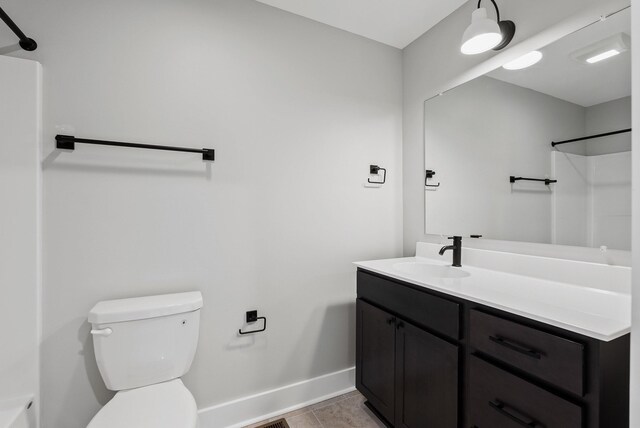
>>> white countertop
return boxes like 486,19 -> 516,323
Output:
355,246 -> 631,342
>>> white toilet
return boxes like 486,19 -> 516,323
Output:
86,291 -> 203,428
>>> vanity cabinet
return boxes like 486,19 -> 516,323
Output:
356,269 -> 630,428
356,299 -> 458,428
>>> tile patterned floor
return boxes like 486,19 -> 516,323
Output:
244,391 -> 386,428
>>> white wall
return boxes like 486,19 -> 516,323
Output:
403,0 -> 631,263
630,1 -> 639,426
424,76 -> 585,243
0,55 -> 41,412
0,0 -> 403,426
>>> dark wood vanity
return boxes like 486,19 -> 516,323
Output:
356,269 -> 630,428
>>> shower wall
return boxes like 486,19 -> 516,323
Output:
552,96 -> 632,251
0,55 -> 41,418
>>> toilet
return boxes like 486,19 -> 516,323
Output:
86,291 -> 203,428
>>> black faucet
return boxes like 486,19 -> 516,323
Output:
439,236 -> 462,267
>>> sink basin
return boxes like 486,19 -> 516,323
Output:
393,262 -> 470,279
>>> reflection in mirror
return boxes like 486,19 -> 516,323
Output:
424,8 -> 631,250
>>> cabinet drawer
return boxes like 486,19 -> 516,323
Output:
469,356 -> 582,428
470,310 -> 584,395
357,270 -> 460,339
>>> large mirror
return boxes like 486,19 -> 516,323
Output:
424,8 -> 631,250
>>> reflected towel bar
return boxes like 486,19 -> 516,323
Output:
56,135 -> 215,161
551,128 -> 631,147
510,176 -> 557,186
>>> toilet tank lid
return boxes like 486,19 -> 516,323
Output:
89,291 -> 203,324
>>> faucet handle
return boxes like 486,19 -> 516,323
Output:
448,236 -> 463,247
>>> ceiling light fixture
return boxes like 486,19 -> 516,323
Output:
503,51 -> 543,70
461,0 -> 516,55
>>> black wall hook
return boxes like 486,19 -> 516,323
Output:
368,165 -> 386,184
238,310 -> 267,335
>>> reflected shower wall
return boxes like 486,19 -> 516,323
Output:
552,151 -> 631,250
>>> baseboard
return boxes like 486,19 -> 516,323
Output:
197,367 -> 356,428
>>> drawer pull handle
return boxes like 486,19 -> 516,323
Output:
489,400 -> 544,428
489,335 -> 542,360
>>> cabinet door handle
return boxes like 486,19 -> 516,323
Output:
489,335 -> 542,360
396,321 -> 405,330
386,317 -> 396,325
489,400 -> 544,428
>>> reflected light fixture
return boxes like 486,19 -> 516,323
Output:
586,49 -> 621,64
503,51 -> 543,70
461,0 -> 516,55
571,33 -> 630,65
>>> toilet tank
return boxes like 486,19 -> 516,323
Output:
88,292 -> 203,391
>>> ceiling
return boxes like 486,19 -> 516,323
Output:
489,8 -> 631,107
253,0 -> 467,49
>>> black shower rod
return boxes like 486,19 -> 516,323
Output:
0,6 -> 37,51
551,128 -> 631,147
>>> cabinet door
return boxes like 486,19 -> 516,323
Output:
356,299 -> 396,423
395,320 -> 459,428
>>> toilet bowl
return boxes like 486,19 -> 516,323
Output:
87,379 -> 198,428
86,292 -> 203,427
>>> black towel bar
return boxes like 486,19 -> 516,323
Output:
56,135 -> 215,161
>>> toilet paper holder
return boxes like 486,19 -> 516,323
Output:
238,310 -> 267,335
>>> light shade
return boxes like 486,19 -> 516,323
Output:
503,51 -> 543,70
460,8 -> 502,55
